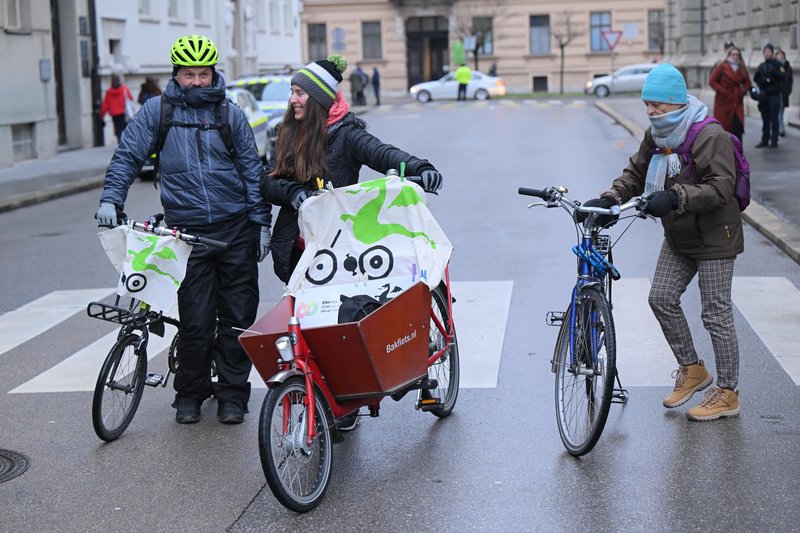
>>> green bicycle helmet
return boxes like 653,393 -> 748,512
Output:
170,34 -> 218,67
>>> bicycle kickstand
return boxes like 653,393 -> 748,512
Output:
611,371 -> 629,404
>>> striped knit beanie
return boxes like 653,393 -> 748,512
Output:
291,55 -> 348,110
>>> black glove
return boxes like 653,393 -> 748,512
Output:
644,189 -> 678,218
420,169 -> 442,193
576,196 -> 618,227
290,189 -> 310,211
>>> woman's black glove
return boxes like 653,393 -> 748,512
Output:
420,169 -> 442,193
644,189 -> 678,217
576,196 -> 618,227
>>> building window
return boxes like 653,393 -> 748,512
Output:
308,23 -> 327,61
591,12 -> 612,52
532,76 -> 548,93
168,0 -> 181,20
362,21 -> 382,60
5,0 -> 21,29
648,10 -> 664,51
194,0 -> 207,24
12,123 -> 36,162
269,0 -> 279,33
529,15 -> 550,55
283,0 -> 292,33
473,17 -> 493,56
138,0 -> 152,17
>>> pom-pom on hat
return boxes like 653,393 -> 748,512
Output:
641,63 -> 688,105
291,55 -> 348,110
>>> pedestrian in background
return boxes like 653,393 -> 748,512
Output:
100,74 -> 134,143
709,46 -> 751,140
349,66 -> 364,106
356,63 -> 369,105
372,66 -> 381,106
753,43 -> 786,148
775,48 -> 793,137
95,35 -> 271,426
580,63 -> 743,421
455,63 -> 471,101
262,54 -> 442,431
137,76 -> 162,105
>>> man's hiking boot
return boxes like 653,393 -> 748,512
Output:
687,387 -> 740,421
662,360 -> 712,408
175,398 -> 202,424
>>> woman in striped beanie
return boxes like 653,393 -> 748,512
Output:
262,54 -> 443,286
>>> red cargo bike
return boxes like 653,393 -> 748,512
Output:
239,176 -> 460,512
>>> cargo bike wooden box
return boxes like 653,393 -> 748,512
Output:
238,176 -> 460,512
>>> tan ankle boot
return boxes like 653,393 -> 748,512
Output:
687,387 -> 741,421
662,360 -> 712,408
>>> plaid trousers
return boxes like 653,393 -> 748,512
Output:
648,239 -> 740,390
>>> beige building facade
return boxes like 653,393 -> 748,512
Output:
299,0 -> 667,97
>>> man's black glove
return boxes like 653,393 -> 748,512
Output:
576,196 -> 618,227
644,189 -> 678,218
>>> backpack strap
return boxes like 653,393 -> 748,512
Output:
152,96 -> 174,189
651,116 -> 718,182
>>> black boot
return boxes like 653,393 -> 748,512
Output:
769,140 -> 778,148
755,140 -> 768,148
175,398 -> 202,424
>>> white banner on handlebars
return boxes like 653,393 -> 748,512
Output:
286,176 -> 452,323
98,226 -> 192,313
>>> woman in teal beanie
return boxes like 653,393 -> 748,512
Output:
580,62 -> 744,422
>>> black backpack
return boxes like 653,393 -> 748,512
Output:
337,294 -> 382,324
152,96 -> 239,187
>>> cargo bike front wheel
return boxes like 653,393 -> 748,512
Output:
258,377 -> 334,513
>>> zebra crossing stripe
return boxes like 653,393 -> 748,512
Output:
732,277 -> 800,385
0,289 -> 114,358
9,327 -> 176,394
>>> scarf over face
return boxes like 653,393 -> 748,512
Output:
645,95 -> 708,194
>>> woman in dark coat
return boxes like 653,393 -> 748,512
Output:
261,54 -> 442,285
709,47 -> 751,140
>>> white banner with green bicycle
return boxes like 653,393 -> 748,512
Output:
99,226 -> 192,313
288,176 -> 453,327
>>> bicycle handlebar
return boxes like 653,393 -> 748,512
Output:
518,186 -> 647,217
403,176 -> 439,195
100,216 -> 229,249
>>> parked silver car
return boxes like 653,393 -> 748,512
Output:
409,70 -> 506,103
584,63 -> 657,98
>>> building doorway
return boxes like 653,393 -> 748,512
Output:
405,16 -> 449,88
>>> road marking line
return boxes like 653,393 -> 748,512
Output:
0,289 -> 114,358
613,278 -> 675,386
9,327 -> 176,393
732,276 -> 800,385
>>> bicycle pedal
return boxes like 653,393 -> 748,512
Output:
612,388 -> 629,404
416,397 -> 442,411
546,311 -> 565,326
145,373 -> 165,387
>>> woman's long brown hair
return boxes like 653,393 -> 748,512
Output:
269,99 -> 329,183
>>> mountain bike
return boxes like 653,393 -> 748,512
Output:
518,186 -> 648,456
87,216 -> 227,441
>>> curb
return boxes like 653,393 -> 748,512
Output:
0,174 -> 105,214
594,101 -> 800,266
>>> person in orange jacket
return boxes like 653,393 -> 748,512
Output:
100,74 -> 134,143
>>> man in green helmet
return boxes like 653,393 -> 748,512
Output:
96,35 -> 271,425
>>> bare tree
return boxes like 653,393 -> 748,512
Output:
452,0 -> 508,72
551,10 -> 583,94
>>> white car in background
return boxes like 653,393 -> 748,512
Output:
409,70 -> 506,103
584,63 -> 657,97
228,74 -> 291,119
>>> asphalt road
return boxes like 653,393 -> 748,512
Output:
2,100 -> 800,532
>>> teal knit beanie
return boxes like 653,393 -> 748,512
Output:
641,63 -> 687,104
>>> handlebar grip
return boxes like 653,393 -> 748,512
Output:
403,176 -> 438,195
193,235 -> 229,249
518,187 -> 548,199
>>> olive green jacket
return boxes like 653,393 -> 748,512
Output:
601,122 -> 743,260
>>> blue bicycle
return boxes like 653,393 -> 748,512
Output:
518,186 -> 648,456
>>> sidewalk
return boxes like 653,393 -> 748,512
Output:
0,145 -> 115,213
596,94 -> 800,265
